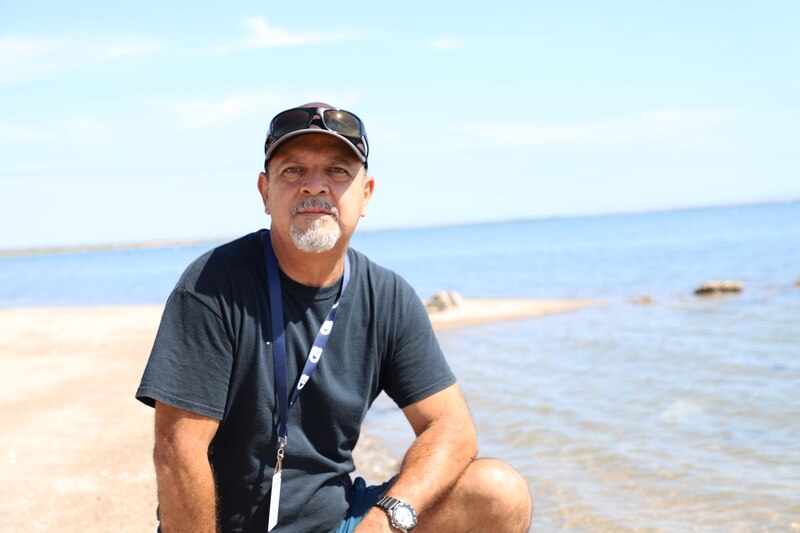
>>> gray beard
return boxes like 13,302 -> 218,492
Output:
290,218 -> 341,253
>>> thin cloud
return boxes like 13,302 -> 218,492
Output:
98,40 -> 163,59
0,123 -> 45,143
0,36 -> 64,83
0,34 -> 162,85
425,37 -> 463,50
0,117 -> 112,147
464,109 -> 739,146
244,17 -> 352,47
208,18 -> 355,55
153,90 -> 363,128
0,37 -> 60,62
152,91 -> 285,128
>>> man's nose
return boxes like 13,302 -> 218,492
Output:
300,167 -> 329,196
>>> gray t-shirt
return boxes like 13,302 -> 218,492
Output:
136,230 -> 455,532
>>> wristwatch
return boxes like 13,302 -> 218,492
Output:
375,495 -> 418,532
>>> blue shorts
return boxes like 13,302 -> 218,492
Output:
157,476 -> 393,532
336,477 -> 395,533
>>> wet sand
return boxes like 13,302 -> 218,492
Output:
0,300 -> 594,531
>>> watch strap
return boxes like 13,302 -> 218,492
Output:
376,495 -> 416,532
377,495 -> 403,509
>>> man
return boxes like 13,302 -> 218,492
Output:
136,102 -> 532,532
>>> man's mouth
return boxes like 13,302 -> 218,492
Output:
292,200 -> 339,221
298,208 -> 332,215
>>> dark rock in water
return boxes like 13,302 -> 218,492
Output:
694,280 -> 743,295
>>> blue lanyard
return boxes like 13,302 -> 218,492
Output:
262,231 -> 351,442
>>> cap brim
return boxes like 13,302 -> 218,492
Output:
265,129 -> 367,163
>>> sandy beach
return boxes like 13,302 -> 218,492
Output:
0,299 -> 593,531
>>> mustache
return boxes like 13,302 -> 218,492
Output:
291,199 -> 340,221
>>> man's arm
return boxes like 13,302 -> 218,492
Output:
355,383 -> 477,532
153,401 -> 221,533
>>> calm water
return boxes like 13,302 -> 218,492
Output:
3,202 -> 799,531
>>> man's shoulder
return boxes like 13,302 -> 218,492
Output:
348,247 -> 407,285
347,247 -> 420,304
176,230 -> 264,293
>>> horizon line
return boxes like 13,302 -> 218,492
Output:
1,198 -> 796,258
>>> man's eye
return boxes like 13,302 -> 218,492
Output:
328,167 -> 352,181
281,167 -> 303,178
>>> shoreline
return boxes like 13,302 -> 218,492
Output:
0,238 -> 228,258
0,299 -> 595,530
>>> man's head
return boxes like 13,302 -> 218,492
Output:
258,103 -> 374,255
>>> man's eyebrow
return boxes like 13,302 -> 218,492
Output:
275,155 -> 357,166
275,156 -> 304,165
326,156 -> 359,165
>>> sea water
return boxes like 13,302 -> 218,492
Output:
2,202 -> 799,531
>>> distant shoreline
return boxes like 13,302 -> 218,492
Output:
2,199 -> 796,257
0,237 -> 229,258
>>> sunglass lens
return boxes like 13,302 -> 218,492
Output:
322,110 -> 361,138
272,109 -> 312,138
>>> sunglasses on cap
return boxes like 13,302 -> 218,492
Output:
264,107 -> 369,169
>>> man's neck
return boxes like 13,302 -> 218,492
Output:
267,230 -> 349,287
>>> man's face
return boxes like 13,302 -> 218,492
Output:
258,134 -> 374,253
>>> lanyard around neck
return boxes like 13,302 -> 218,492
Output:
263,231 -> 351,441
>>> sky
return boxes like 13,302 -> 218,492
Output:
1,1 -> 798,249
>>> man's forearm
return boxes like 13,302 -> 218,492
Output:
355,416 -> 476,532
155,454 -> 218,533
394,416 -> 477,511
355,385 -> 478,532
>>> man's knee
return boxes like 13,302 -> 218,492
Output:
460,458 -> 532,525
419,458 -> 532,533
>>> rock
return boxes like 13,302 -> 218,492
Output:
694,280 -> 743,296
425,290 -> 463,313
449,291 -> 463,307
795,277 -> 800,287
427,291 -> 448,312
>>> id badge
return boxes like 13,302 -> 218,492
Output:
267,469 -> 282,531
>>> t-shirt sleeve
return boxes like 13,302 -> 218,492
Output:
136,287 -> 234,420
381,284 -> 456,408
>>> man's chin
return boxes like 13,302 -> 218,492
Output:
290,226 -> 341,253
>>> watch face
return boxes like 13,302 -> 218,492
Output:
393,505 -> 416,528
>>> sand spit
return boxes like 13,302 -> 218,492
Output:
427,298 -> 596,330
0,299 -> 593,531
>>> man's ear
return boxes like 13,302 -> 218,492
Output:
257,172 -> 270,214
360,175 -> 375,217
